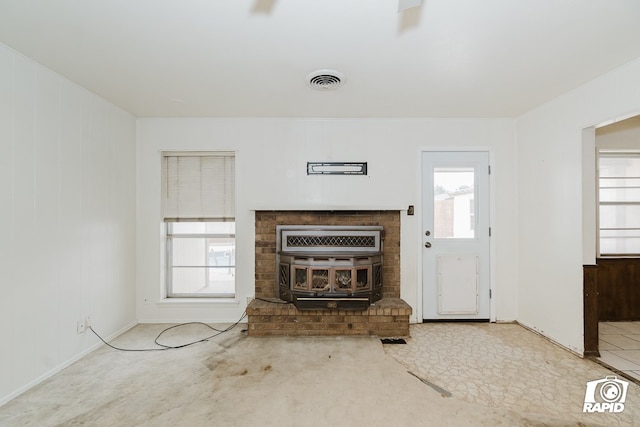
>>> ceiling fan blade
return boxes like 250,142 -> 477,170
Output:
398,0 -> 422,13
252,0 -> 277,14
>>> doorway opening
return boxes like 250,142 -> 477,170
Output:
583,114 -> 640,377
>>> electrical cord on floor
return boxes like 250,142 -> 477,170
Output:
88,311 -> 247,352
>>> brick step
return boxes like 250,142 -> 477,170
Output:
247,297 -> 411,337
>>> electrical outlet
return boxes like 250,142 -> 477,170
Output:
85,316 -> 91,329
77,319 -> 86,334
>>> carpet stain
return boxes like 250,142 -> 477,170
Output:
205,357 -> 254,378
262,365 -> 272,372
205,357 -> 225,371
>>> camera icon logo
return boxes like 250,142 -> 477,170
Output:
583,376 -> 629,413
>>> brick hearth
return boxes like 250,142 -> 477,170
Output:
247,298 -> 411,337
250,210 -> 411,337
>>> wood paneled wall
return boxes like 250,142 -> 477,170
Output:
596,258 -> 640,321
0,44 -> 137,405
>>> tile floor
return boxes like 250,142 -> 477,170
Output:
384,322 -> 640,425
598,321 -> 640,382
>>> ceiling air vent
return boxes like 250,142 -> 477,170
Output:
306,69 -> 345,91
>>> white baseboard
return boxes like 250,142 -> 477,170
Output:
0,320 -> 138,408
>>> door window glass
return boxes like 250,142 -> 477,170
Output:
433,167 -> 475,238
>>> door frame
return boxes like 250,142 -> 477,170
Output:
416,148 -> 496,322
581,112 -> 640,356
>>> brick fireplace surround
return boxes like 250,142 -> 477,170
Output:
246,211 -> 412,337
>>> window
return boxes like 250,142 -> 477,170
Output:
433,167 -> 475,238
162,153 -> 235,297
598,151 -> 640,256
166,221 -> 235,297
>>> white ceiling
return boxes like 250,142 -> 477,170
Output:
1,0 -> 639,118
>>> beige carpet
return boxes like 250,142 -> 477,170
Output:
0,323 -> 631,426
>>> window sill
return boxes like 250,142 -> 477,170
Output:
597,255 -> 640,259
156,298 -> 240,308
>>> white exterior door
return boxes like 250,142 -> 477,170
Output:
422,151 -> 491,320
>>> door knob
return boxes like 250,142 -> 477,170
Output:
425,242 -> 432,248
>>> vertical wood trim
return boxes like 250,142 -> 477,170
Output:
583,265 -> 599,357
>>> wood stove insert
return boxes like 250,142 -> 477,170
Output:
277,226 -> 383,310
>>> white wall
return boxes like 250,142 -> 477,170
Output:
596,115 -> 640,149
516,58 -> 640,354
137,118 -> 519,324
0,44 -> 137,405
